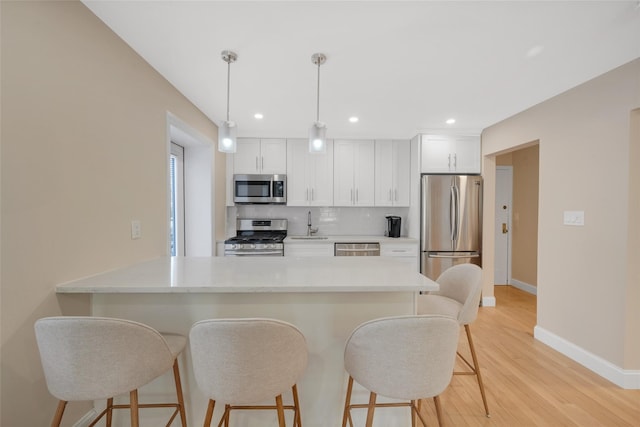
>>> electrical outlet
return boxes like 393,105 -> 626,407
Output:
131,220 -> 142,239
563,211 -> 584,226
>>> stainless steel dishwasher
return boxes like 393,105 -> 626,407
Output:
334,242 -> 380,256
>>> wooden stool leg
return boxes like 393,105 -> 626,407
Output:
204,399 -> 215,427
275,394 -> 286,427
130,390 -> 139,427
365,392 -> 377,427
411,400 -> 416,427
342,376 -> 354,427
434,395 -> 444,427
465,324 -> 490,417
292,384 -> 302,427
223,404 -> 231,427
106,398 -> 114,427
50,400 -> 67,427
172,359 -> 188,426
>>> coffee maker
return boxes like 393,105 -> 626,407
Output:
386,216 -> 401,238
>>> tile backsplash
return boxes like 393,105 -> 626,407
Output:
226,206 -> 411,238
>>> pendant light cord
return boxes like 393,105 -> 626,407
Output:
316,60 -> 321,122
226,59 -> 231,122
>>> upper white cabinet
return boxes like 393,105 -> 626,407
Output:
374,140 -> 410,206
286,139 -> 334,206
234,138 -> 287,174
333,140 -> 375,206
421,134 -> 480,174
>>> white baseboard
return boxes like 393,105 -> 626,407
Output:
510,279 -> 537,295
534,326 -> 640,389
481,296 -> 496,307
73,410 -> 97,427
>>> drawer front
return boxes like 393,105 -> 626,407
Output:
380,243 -> 418,257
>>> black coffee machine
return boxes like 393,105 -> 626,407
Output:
386,216 -> 401,238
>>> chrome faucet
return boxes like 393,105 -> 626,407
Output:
307,211 -> 319,236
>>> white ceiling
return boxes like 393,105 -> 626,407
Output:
83,1 -> 640,140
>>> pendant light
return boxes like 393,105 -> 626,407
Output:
309,53 -> 327,153
218,50 -> 238,153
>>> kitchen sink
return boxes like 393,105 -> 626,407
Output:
290,236 -> 328,240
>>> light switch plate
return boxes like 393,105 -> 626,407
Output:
131,220 -> 142,239
563,211 -> 584,226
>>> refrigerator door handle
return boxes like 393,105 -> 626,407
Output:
428,252 -> 480,259
449,185 -> 456,242
450,183 -> 460,243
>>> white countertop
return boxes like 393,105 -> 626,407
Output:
56,256 -> 436,294
284,235 -> 418,244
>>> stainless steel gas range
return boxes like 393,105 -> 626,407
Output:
224,219 -> 287,257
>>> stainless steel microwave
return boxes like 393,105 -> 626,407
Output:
233,174 -> 287,204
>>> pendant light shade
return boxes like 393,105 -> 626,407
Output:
309,53 -> 327,153
309,121 -> 327,153
218,120 -> 237,153
218,50 -> 238,153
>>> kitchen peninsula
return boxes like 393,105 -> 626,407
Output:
56,256 -> 437,427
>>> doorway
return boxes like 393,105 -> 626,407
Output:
494,144 -> 539,296
495,166 -> 513,285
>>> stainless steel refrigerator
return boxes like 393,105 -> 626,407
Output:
420,174 -> 483,280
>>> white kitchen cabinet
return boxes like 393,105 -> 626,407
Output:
233,138 -> 287,174
374,140 -> 410,207
421,134 -> 480,174
380,241 -> 419,272
285,243 -> 334,257
333,140 -> 375,206
286,139 -> 334,206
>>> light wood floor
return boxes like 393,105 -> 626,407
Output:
417,286 -> 640,426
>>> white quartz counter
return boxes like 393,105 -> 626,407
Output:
284,235 -> 418,244
56,255 -> 436,294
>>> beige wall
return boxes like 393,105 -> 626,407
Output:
626,109 -> 640,368
482,58 -> 640,369
511,145 -> 539,286
1,2 -> 220,425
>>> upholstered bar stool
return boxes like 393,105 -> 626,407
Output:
189,318 -> 308,427
417,263 -> 490,417
342,315 -> 460,427
34,316 -> 187,427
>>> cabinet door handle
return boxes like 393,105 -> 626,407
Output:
356,188 -> 359,203
448,154 -> 451,169
389,189 -> 392,202
311,188 -> 314,201
255,157 -> 259,171
350,189 -> 354,203
261,156 -> 264,170
453,153 -> 457,168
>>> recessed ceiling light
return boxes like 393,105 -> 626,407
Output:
254,113 -> 264,119
446,118 -> 456,124
349,117 -> 359,123
526,45 -> 544,59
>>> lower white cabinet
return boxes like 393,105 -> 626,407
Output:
380,242 -> 419,272
285,243 -> 334,257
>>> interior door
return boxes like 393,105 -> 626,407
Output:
494,166 -> 513,284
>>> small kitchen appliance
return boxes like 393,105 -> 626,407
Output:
386,216 -> 402,238
224,219 -> 287,256
233,174 -> 287,204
